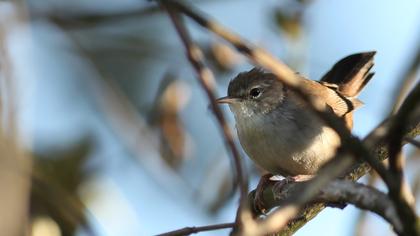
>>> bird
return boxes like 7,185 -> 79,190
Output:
216,51 -> 376,213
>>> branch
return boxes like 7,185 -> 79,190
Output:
156,222 -> 234,236
264,180 -> 403,233
386,82 -> 419,235
315,181 -> 401,231
158,2 -> 248,228
45,5 -> 161,29
388,83 -> 420,179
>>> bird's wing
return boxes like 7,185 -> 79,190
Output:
299,78 -> 363,117
320,51 -> 376,97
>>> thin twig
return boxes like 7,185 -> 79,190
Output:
159,2 -> 248,229
156,222 -> 234,236
386,83 -> 419,235
44,5 -> 160,29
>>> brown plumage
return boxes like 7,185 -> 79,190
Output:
318,51 -> 376,128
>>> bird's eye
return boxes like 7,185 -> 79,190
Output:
249,88 -> 261,98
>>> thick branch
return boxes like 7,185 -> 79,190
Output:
316,181 -> 402,231
263,180 -> 403,234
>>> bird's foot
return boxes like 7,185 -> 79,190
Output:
253,173 -> 274,215
253,174 -> 314,215
272,175 -> 314,198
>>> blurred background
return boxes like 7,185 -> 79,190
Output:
0,0 -> 419,235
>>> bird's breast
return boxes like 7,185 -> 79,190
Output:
235,112 -> 340,176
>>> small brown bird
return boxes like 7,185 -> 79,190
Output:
217,52 -> 376,212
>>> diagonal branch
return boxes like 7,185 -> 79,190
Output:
386,83 -> 419,234
156,222 -> 234,236
314,180 -> 402,232
388,83 -> 420,182
268,180 -> 403,233
158,2 -> 248,229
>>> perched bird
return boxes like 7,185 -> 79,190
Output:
217,52 -> 376,212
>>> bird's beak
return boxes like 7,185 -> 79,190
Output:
216,96 -> 239,104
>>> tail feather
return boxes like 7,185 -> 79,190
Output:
320,51 -> 376,97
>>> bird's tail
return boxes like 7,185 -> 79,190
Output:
320,51 -> 376,97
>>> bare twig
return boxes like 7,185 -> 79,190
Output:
45,5 -> 160,29
315,180 -> 402,233
388,83 -> 420,176
158,2 -> 248,229
386,83 -> 419,235
156,222 -> 234,236
264,179 -> 403,233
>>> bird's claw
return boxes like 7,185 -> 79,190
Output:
253,173 -> 274,215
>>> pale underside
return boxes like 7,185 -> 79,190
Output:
229,83 -> 345,176
236,111 -> 340,176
